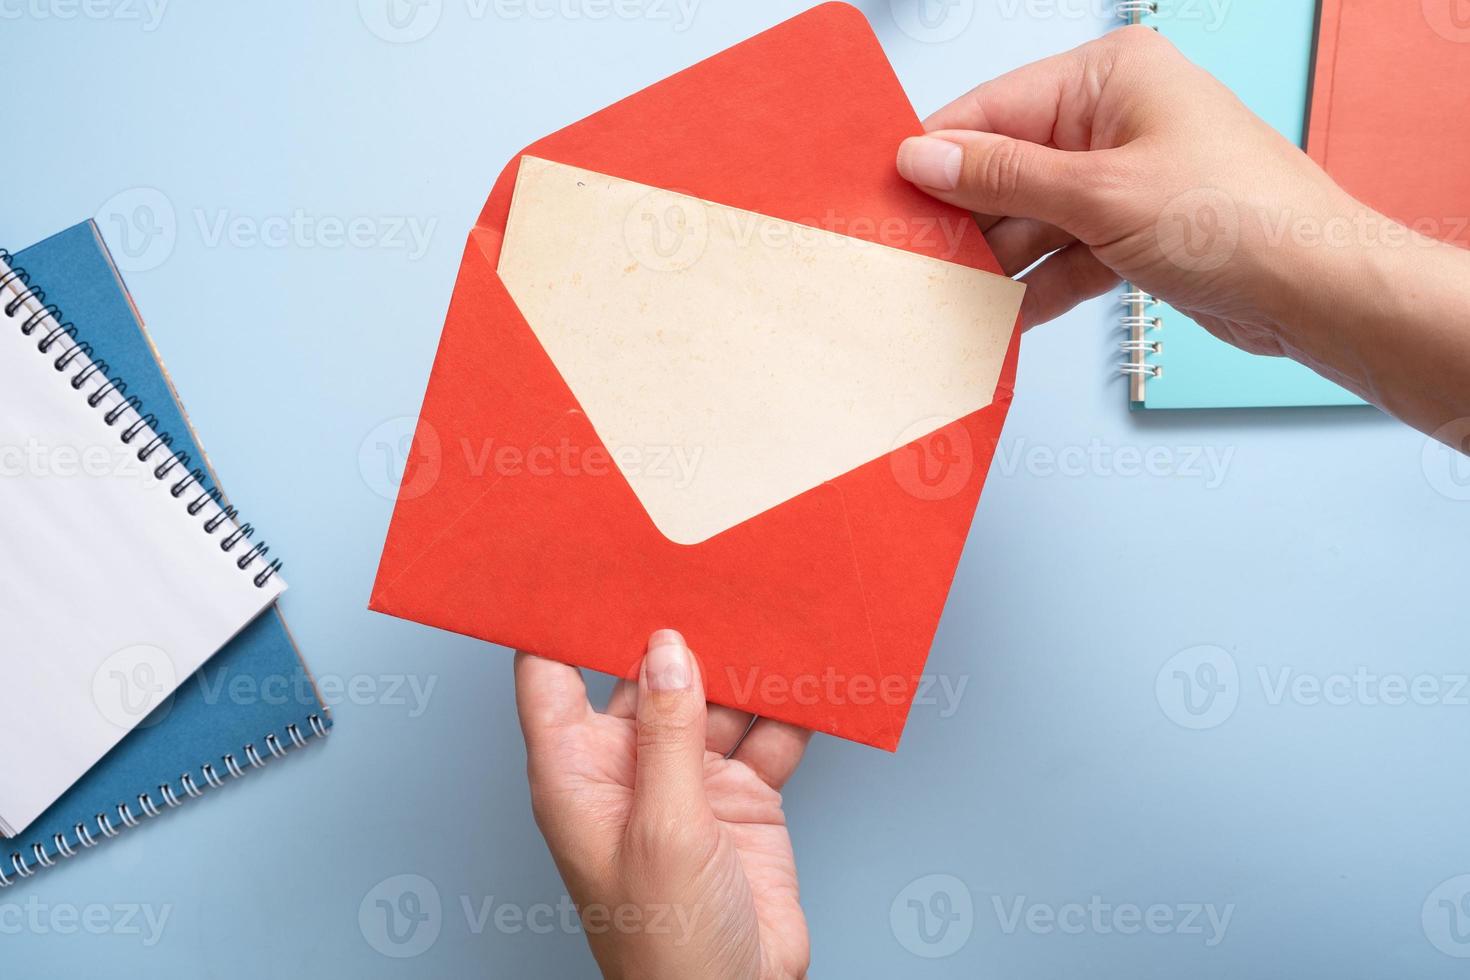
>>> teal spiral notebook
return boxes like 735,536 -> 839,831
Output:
0,222 -> 330,885
1118,0 -> 1366,410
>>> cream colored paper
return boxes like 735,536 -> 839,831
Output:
498,156 -> 1024,545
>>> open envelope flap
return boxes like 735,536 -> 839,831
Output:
371,2 -> 1022,749
478,4 -> 1007,280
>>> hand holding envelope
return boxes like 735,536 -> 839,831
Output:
371,3 -> 1025,749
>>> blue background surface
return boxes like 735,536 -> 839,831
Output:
4,2 -> 1469,977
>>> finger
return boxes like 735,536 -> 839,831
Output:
514,651 -> 591,753
707,705 -> 756,757
922,32 -> 1125,149
630,630 -> 711,823
1017,243 -> 1121,329
972,211 -> 1003,234
605,676 -> 752,756
897,131 -> 1110,237
604,678 -> 637,718
985,216 -> 1076,277
731,719 -> 812,791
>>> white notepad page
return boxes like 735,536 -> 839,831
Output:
0,255 -> 286,838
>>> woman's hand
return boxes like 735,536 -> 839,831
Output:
515,630 -> 811,980
897,25 -> 1350,349
898,26 -> 1470,438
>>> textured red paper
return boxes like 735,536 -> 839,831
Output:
369,2 -> 1021,750
1307,0 -> 1470,246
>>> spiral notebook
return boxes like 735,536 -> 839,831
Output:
0,223 -> 329,884
1115,0 -> 1366,410
0,223 -> 301,852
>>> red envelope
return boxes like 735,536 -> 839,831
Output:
369,2 -> 1021,750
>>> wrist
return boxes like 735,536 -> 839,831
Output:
1252,195 -> 1402,399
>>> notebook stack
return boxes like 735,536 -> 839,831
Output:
0,222 -> 328,884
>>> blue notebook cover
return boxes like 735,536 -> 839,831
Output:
0,222 -> 330,885
1123,0 -> 1366,410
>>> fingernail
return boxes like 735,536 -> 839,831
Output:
645,630 -> 690,691
898,136 -> 963,191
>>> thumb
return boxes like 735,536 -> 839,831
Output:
897,130 -> 1106,239
630,629 -> 710,824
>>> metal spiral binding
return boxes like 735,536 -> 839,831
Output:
1119,293 -> 1163,392
1116,4 -> 1160,401
0,249 -> 283,588
0,716 -> 328,887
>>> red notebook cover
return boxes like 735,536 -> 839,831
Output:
1307,0 -> 1470,246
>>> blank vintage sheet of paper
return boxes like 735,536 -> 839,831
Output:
497,156 -> 1025,545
